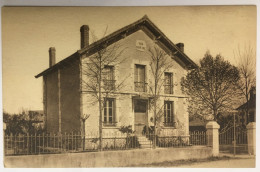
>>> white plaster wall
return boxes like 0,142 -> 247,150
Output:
81,29 -> 190,137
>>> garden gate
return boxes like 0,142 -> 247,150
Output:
219,125 -> 248,154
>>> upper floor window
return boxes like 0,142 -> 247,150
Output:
164,101 -> 174,127
134,64 -> 147,92
103,98 -> 116,126
164,72 -> 173,94
103,65 -> 115,90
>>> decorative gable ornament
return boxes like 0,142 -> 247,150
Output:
136,40 -> 146,51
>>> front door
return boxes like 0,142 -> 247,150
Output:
134,99 -> 147,135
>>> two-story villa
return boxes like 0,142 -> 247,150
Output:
35,16 -> 197,145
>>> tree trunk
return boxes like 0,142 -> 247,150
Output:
246,95 -> 249,124
98,58 -> 103,151
153,97 -> 157,149
213,107 -> 218,123
82,120 -> 85,151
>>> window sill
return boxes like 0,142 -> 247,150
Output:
102,123 -> 118,129
162,126 -> 176,129
163,93 -> 174,95
102,126 -> 120,129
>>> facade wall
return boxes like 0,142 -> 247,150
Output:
60,60 -> 81,133
45,70 -> 59,133
82,29 -> 189,137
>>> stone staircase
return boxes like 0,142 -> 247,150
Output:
137,135 -> 153,149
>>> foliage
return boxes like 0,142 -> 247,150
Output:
119,125 -> 134,134
233,44 -> 256,124
3,110 -> 45,135
118,125 -> 140,148
181,52 -> 240,123
157,136 -> 189,147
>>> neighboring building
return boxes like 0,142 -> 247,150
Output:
189,118 -> 206,132
35,16 -> 196,142
237,86 -> 256,125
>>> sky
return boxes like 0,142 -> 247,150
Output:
1,6 -> 257,114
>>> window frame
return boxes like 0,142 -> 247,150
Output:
103,65 -> 115,91
164,101 -> 175,127
134,64 -> 147,92
164,72 -> 173,94
103,98 -> 116,126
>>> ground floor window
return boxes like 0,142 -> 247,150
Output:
104,98 -> 116,126
164,101 -> 174,127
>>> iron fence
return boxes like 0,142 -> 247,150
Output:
219,126 -> 247,145
189,131 -> 207,145
219,125 -> 248,154
4,131 -> 208,156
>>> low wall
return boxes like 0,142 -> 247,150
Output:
5,146 -> 212,167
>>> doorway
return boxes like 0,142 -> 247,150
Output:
134,99 -> 148,135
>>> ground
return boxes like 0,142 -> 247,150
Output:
179,158 -> 255,168
132,154 -> 255,168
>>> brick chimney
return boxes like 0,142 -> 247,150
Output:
176,43 -> 184,53
80,25 -> 89,49
49,47 -> 56,67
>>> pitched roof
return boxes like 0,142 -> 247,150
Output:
236,98 -> 256,110
189,117 -> 207,127
35,15 -> 197,78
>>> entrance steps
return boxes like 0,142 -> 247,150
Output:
137,135 -> 153,149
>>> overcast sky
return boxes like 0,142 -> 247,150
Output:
2,6 -> 256,114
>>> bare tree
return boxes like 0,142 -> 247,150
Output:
80,113 -> 90,150
147,44 -> 174,148
234,44 -> 256,124
181,52 -> 240,123
80,30 -> 127,151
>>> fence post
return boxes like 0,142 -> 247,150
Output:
246,122 -> 255,155
206,121 -> 220,156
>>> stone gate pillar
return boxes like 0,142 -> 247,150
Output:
246,122 -> 256,155
206,121 -> 220,156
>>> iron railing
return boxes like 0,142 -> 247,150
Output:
164,85 -> 173,94
219,126 -> 247,145
4,131 -> 208,156
189,131 -> 207,145
134,82 -> 147,92
103,80 -> 116,90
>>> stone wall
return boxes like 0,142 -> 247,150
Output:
4,146 -> 213,167
60,60 -> 81,133
45,70 -> 59,133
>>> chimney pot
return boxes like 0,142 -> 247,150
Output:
176,43 -> 184,53
49,47 -> 56,67
80,25 -> 89,49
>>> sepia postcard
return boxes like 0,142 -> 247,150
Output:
1,6 -> 257,168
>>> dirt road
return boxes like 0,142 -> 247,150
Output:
178,158 -> 255,168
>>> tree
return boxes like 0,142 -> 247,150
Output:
234,44 -> 256,124
147,44 -> 174,148
81,30 -> 127,151
81,113 -> 90,150
181,52 -> 240,123
3,110 -> 45,135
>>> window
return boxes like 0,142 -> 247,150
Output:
103,66 -> 115,90
164,73 -> 173,94
164,101 -> 174,127
103,98 -> 116,126
134,64 -> 147,92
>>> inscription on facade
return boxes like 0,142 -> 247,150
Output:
136,40 -> 146,51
